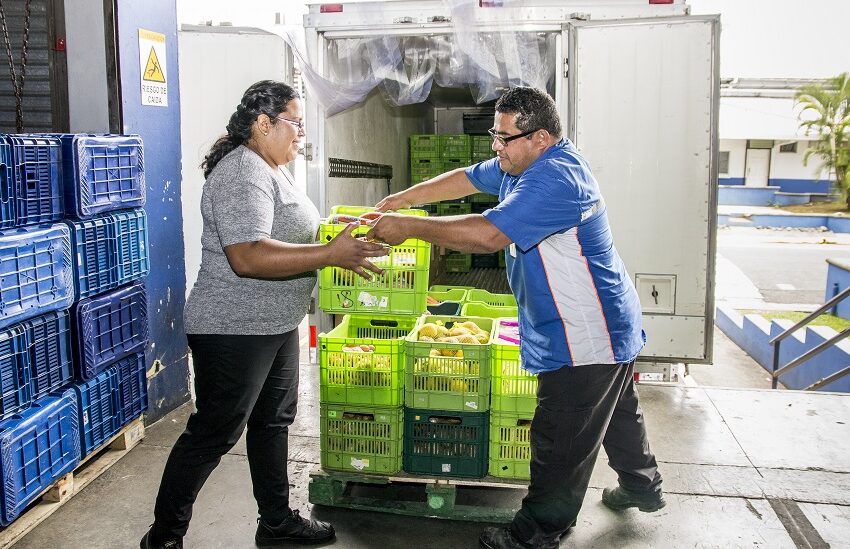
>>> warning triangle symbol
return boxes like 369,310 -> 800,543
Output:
143,46 -> 165,83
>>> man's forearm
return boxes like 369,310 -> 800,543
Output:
406,214 -> 510,253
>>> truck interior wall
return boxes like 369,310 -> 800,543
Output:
324,89 -> 430,209
178,28 -> 294,295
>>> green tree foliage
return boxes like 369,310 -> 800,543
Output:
795,73 -> 850,209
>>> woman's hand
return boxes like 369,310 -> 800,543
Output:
325,222 -> 389,279
375,192 -> 412,212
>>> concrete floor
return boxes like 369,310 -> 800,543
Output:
13,327 -> 850,549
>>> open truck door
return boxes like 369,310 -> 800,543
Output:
563,16 -> 720,364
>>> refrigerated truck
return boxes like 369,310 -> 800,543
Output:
302,0 -> 720,373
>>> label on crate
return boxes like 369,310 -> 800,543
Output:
351,457 -> 370,470
357,291 -> 388,309
465,401 -> 479,410
83,410 -> 90,426
441,463 -> 452,473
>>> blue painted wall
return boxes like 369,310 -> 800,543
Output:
718,186 -> 780,206
769,178 -> 832,194
826,261 -> 850,320
719,177 -> 745,185
117,0 -> 190,422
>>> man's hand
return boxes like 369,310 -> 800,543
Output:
375,193 -> 412,213
366,213 -> 409,246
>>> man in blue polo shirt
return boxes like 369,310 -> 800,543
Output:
368,87 -> 664,549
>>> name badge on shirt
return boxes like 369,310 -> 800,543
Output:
509,243 -> 517,257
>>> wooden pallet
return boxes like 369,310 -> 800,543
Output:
308,467 -> 527,522
0,417 -> 145,548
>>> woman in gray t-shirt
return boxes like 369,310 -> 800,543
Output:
141,81 -> 387,549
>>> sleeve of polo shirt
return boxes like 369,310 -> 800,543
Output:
483,173 -> 581,252
464,158 -> 502,195
210,176 -> 275,248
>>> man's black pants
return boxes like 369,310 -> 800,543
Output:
152,331 -> 300,539
512,361 -> 662,542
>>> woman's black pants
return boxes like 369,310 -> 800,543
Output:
152,330 -> 300,539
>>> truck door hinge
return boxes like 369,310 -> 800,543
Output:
303,143 -> 314,161
563,59 -> 569,79
570,12 -> 590,21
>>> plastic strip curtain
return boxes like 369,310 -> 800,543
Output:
274,1 -> 555,115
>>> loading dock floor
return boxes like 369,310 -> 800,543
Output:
9,337 -> 850,548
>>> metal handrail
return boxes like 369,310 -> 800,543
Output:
771,285 -> 850,389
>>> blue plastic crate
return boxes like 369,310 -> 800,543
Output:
0,388 -> 80,525
57,134 -> 145,219
0,325 -> 30,420
73,281 -> 148,380
5,135 -> 63,226
0,141 -> 14,229
0,223 -> 74,330
22,310 -> 73,399
66,209 -> 149,299
116,352 -> 147,423
113,209 -> 149,284
73,367 -> 121,457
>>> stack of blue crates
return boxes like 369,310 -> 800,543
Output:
0,133 -> 149,526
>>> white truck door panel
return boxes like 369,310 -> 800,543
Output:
565,16 -> 719,362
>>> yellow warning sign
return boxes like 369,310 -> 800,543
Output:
143,46 -> 165,83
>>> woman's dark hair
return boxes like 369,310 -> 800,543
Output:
202,80 -> 300,178
495,87 -> 562,138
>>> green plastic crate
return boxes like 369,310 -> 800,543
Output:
319,207 -> 430,315
405,315 -> 493,412
410,156 -> 443,184
319,314 -> 417,406
441,157 -> 468,173
439,135 -> 471,158
490,318 -> 537,415
498,249 -> 506,268
429,285 -> 475,293
470,192 -> 499,203
459,302 -> 518,319
472,135 -> 493,155
436,202 -> 472,216
443,251 -> 471,274
410,134 -> 441,155
404,408 -> 488,478
321,404 -> 404,474
488,411 -> 531,480
427,288 -> 468,315
465,289 -> 517,307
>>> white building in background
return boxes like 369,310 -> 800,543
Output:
690,0 -> 849,196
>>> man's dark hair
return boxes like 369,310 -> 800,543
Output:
495,87 -> 562,138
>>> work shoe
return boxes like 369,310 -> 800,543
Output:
602,486 -> 666,512
139,529 -> 183,549
255,509 -> 335,546
479,527 -> 559,549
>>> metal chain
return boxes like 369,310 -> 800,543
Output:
0,0 -> 32,132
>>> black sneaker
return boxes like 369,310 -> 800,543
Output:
255,510 -> 335,546
139,529 -> 183,549
602,486 -> 666,512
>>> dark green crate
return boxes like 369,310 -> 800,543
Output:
444,251 -> 471,273
321,404 -> 404,474
403,408 -> 489,478
436,202 -> 472,216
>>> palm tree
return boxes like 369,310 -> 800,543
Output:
795,73 -> 850,209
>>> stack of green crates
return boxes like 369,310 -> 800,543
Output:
318,314 -> 417,475
410,135 -> 442,184
402,314 -> 491,478
440,135 -> 471,175
488,317 -> 536,481
471,135 -> 494,163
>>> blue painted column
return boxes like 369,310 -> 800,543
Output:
116,0 -> 190,422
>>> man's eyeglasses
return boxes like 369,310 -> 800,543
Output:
276,116 -> 305,132
488,127 -> 538,147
